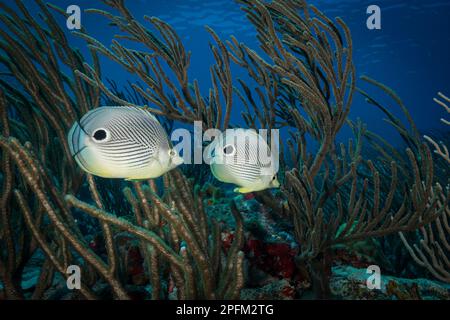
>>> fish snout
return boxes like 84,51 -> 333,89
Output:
169,149 -> 184,167
271,177 -> 281,188
172,154 -> 184,166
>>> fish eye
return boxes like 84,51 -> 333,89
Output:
169,149 -> 176,157
223,144 -> 235,156
92,128 -> 109,142
272,175 -> 277,181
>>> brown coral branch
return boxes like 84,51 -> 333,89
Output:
424,92 -> 450,164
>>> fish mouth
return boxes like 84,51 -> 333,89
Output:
171,155 -> 184,166
271,178 -> 280,188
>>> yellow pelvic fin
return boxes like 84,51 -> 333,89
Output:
125,177 -> 148,182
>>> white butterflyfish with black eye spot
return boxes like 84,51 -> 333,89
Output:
67,106 -> 183,180
205,128 -> 280,193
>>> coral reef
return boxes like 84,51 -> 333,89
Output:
0,0 -> 243,300
0,0 -> 99,298
331,266 -> 450,300
398,93 -> 450,284
424,93 -> 450,164
0,0 -> 449,300
225,0 -> 449,298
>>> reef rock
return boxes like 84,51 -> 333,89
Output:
331,265 -> 450,300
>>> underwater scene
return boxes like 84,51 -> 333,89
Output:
0,0 -> 449,303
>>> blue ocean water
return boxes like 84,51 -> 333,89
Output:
1,1 -> 450,301
14,0 -> 450,144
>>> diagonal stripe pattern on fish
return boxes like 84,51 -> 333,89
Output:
68,106 -> 183,180
205,128 -> 280,193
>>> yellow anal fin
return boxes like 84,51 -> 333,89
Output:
234,187 -> 254,194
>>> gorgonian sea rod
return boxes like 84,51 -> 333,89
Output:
0,0 -> 449,300
226,0 -> 448,297
0,0 -> 244,300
